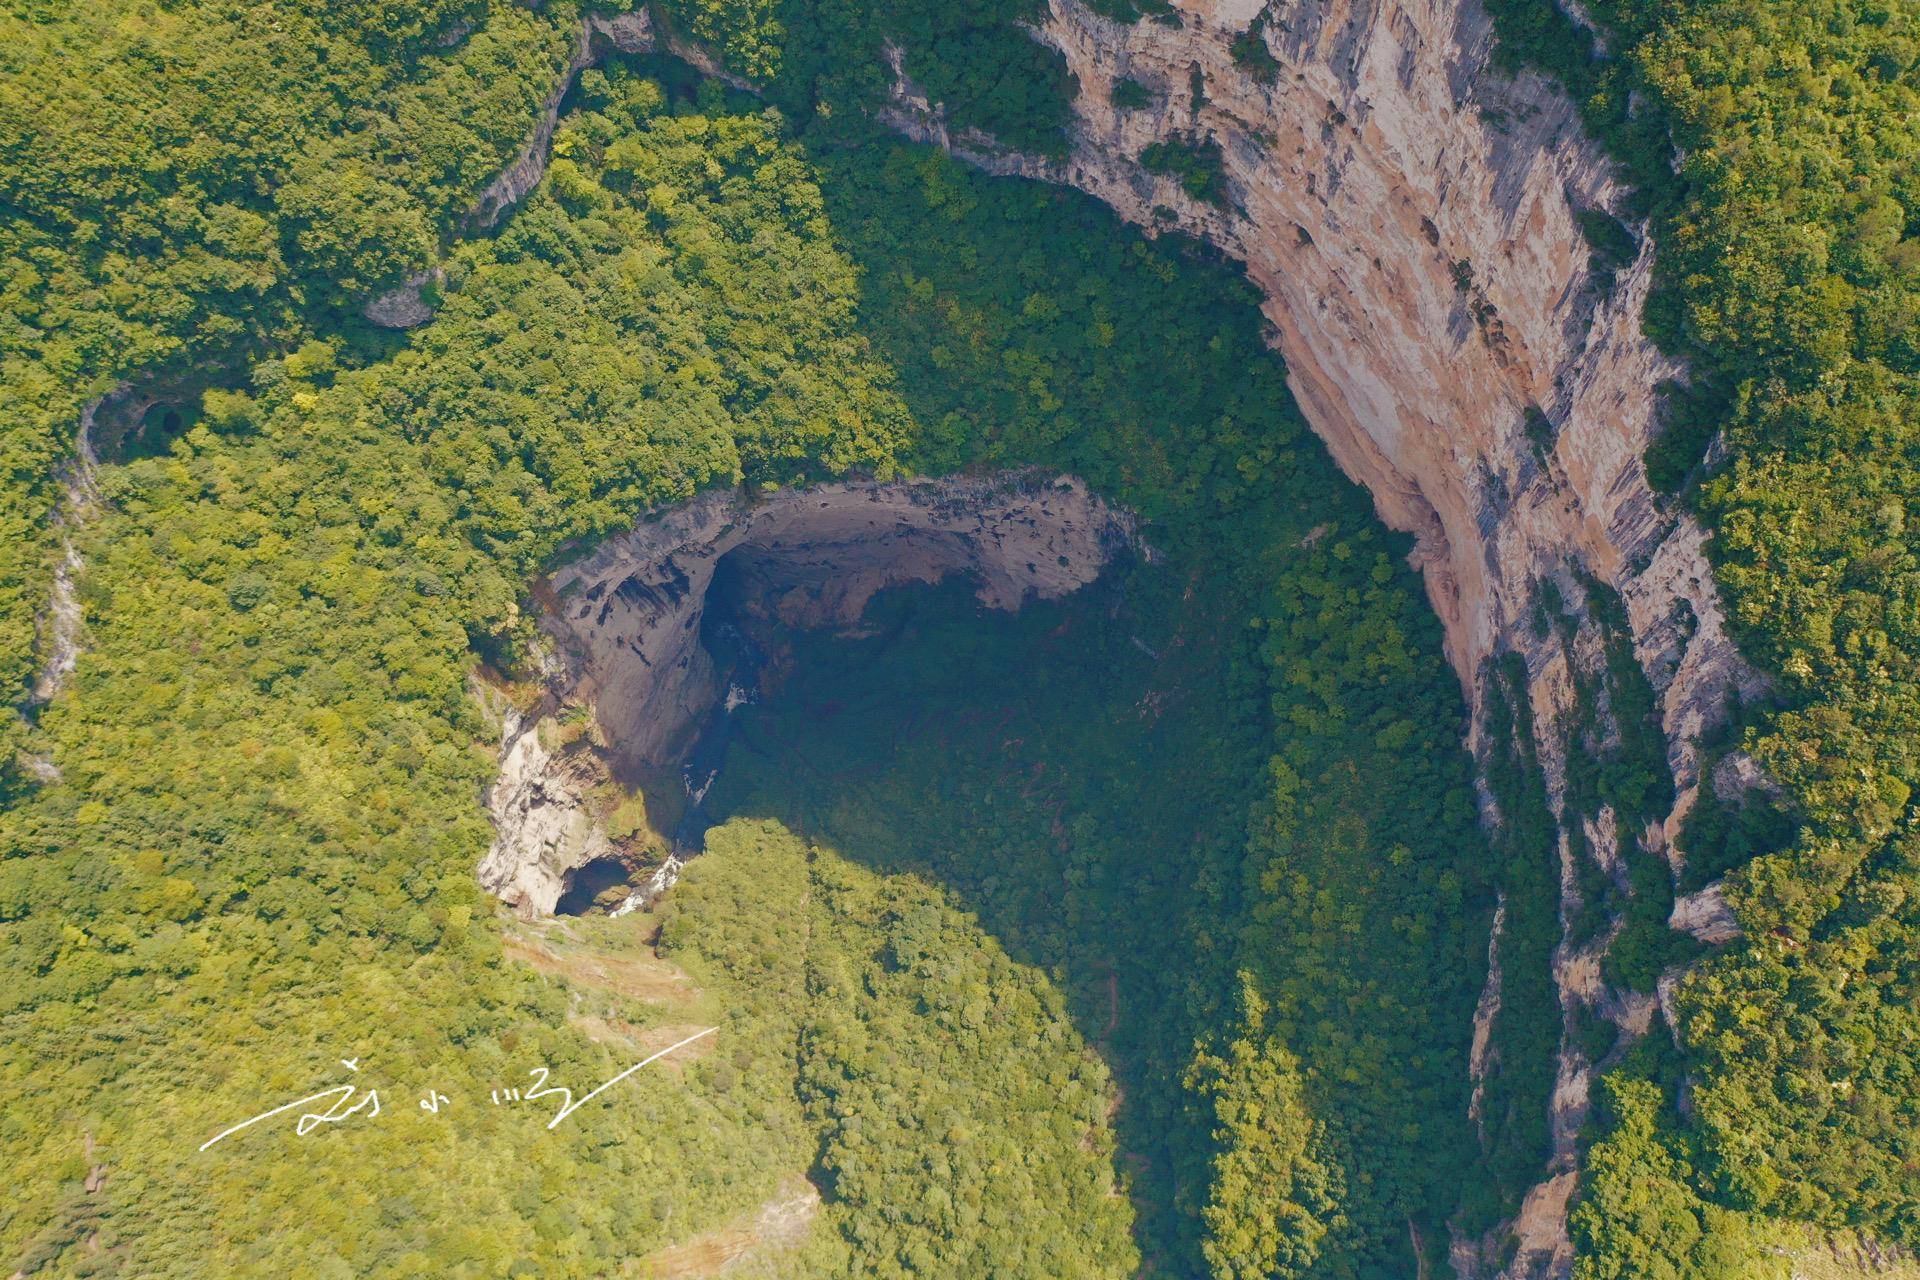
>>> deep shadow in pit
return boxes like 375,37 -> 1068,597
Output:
688,560 -> 1269,1274
553,856 -> 637,915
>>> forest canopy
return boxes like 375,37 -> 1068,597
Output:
6,0 -> 1919,1276
0,27 -> 1496,1277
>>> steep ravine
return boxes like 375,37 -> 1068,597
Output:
877,2 -> 1763,1272
5,3 -> 1766,1269
291,2 -> 1755,1271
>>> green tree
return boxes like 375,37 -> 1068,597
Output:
1184,975 -> 1344,1280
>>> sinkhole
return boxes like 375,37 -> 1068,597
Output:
484,472 -> 1141,918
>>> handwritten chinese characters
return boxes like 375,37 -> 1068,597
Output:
197,1027 -> 716,1151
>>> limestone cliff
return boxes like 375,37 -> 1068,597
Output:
887,0 -> 1756,777
478,702 -> 629,916
880,2 -> 1761,1273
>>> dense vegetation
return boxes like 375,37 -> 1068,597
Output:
0,26 -> 1499,1275
661,817 -> 1138,1278
708,538 -> 1486,1276
1481,0 -> 1920,1269
1475,654 -> 1564,1208
0,0 -> 590,773
2,75 -> 914,1275
675,0 -> 1080,153
735,106 -> 1498,1273
15,0 -> 1918,1272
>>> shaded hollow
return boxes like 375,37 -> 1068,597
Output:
541,472 -> 1137,772
480,472 -> 1138,916
552,855 -> 635,915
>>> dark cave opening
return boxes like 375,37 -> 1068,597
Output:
553,855 -> 636,916
665,550 -> 773,855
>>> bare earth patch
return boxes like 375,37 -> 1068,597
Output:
503,915 -> 701,1006
504,914 -> 715,1052
634,1178 -> 822,1279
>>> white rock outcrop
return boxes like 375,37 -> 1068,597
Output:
478,708 -> 624,915
1669,881 -> 1739,945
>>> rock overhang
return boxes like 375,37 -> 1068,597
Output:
479,470 -> 1138,915
541,471 -> 1139,768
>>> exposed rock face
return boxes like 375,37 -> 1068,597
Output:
889,0 -> 1757,762
1466,892 -> 1507,1132
882,2 -> 1761,1273
481,471 -> 1135,913
363,270 -> 440,330
543,472 -> 1134,768
21,388 -> 108,727
1669,881 -> 1739,945
468,9 -> 658,229
441,1 -> 1763,1265
478,705 -> 625,915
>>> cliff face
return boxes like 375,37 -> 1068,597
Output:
438,3 -> 1760,1267
478,702 -> 628,916
890,0 -> 1755,771
884,1 -> 1761,1272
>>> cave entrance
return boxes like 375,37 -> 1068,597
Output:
544,472 -> 1136,791
553,855 -> 636,916
481,467 -> 1494,1273
483,473 -> 1140,919
662,551 -> 771,855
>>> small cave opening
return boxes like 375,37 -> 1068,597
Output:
84,373 -> 223,466
553,855 -> 637,916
